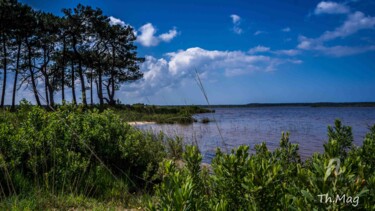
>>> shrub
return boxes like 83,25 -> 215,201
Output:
0,103 -> 167,200
151,120 -> 375,210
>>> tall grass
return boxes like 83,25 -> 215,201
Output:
194,69 -> 228,157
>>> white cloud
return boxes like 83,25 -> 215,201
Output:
316,45 -> 375,57
136,23 -> 179,47
120,47 -> 301,98
254,30 -> 266,36
159,28 -> 178,42
274,49 -> 301,56
248,45 -> 300,56
167,47 -> 273,76
314,1 -> 350,15
229,14 -> 243,34
109,16 -> 126,27
297,7 -> 375,57
248,45 -> 270,54
282,27 -> 291,32
233,26 -> 243,35
137,23 -> 159,47
298,35 -> 375,56
320,11 -> 375,41
297,36 -> 313,50
289,59 -> 303,64
230,14 -> 241,24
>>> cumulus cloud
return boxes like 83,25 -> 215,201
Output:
166,47 -> 276,76
136,23 -> 178,47
298,39 -> 375,57
159,28 -> 178,42
298,3 -> 375,57
230,14 -> 243,34
298,34 -> 375,56
282,27 -> 291,32
320,11 -> 375,41
121,47 -> 301,98
109,16 -> 126,27
137,23 -> 159,46
248,45 -> 270,54
274,49 -> 301,56
248,46 -> 300,56
314,1 -> 350,15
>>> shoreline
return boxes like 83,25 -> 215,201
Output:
127,121 -> 156,125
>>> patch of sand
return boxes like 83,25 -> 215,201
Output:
127,121 -> 156,125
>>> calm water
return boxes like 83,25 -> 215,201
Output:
138,107 -> 375,163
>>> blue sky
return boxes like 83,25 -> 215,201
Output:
14,0 -> 375,105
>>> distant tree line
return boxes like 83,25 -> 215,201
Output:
0,0 -> 144,109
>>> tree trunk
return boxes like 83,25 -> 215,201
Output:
61,37 -> 66,102
72,38 -> 86,106
1,36 -> 7,108
11,41 -> 21,110
61,66 -> 65,102
109,47 -> 116,105
26,41 -> 41,106
78,60 -> 87,106
44,74 -> 50,106
98,69 -> 104,106
90,68 -> 93,105
95,79 -> 99,100
71,61 -> 77,105
108,75 -> 116,106
30,70 -> 41,106
47,82 -> 54,107
42,48 -> 50,107
105,81 -> 114,105
42,69 -> 55,108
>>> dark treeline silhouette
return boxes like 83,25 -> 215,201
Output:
0,0 -> 144,109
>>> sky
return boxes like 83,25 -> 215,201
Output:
13,0 -> 375,105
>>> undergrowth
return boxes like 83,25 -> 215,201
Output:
149,120 -> 375,210
1,102 -> 374,210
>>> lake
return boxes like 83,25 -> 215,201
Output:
137,107 -> 375,163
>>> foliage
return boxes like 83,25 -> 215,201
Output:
1,105 -> 374,209
151,120 -> 375,210
110,104 -> 212,124
324,119 -> 354,159
0,103 -> 167,204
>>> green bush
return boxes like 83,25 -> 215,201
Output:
1,105 -> 374,210
151,120 -> 375,210
0,103 -> 167,200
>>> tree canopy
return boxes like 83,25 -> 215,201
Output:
0,0 -> 144,108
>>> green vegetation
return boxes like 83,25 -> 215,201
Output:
109,104 -> 213,124
150,121 -> 375,210
1,103 -> 374,210
2,1 -> 373,209
0,102 -> 170,209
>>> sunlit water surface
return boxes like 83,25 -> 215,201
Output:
137,107 -> 375,163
